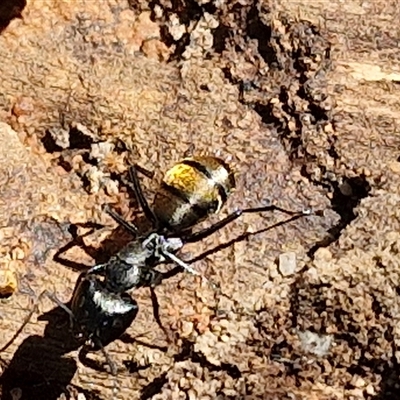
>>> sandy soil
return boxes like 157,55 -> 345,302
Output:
0,0 -> 399,399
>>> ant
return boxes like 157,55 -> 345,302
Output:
92,156 -> 315,291
0,156 -> 322,376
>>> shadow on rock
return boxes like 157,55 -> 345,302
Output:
0,0 -> 25,33
0,305 -> 101,400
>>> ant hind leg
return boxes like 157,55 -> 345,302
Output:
79,340 -> 118,377
181,205 -> 315,244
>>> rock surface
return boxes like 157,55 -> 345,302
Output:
0,0 -> 399,399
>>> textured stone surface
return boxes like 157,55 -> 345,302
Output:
0,0 -> 399,399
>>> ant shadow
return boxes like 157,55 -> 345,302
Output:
0,304 -> 103,400
0,290 -> 167,400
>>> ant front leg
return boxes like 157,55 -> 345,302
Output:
162,210 -> 323,282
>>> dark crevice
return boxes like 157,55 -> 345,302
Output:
68,127 -> 95,149
307,102 -> 330,122
0,0 -> 26,33
140,373 -> 168,400
168,30 -> 192,61
149,0 -> 205,61
307,175 -> 371,257
41,130 -> 65,153
253,102 -> 277,125
327,141 -> 340,159
57,156 -> 74,172
335,330 -> 362,349
269,341 -> 298,377
41,126 -> 96,154
212,24 -> 230,54
123,360 -> 149,374
246,4 -> 276,66
371,294 -> 388,319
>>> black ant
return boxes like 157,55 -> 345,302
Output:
0,156 -> 322,375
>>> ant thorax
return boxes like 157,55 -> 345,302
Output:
100,233 -> 184,294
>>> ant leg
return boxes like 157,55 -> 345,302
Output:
160,212 -> 317,282
103,205 -> 139,237
149,287 -> 171,342
190,213 -> 314,263
128,165 -> 159,229
78,344 -> 118,376
0,290 -> 74,353
46,291 -> 75,324
181,205 -> 315,244
99,341 -> 118,376
133,164 -> 155,180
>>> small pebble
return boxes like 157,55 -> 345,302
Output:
11,247 -> 25,260
181,321 -> 194,338
279,252 -> 297,276
220,334 -> 230,343
0,269 -> 18,297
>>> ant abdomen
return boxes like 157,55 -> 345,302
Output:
153,156 -> 236,232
